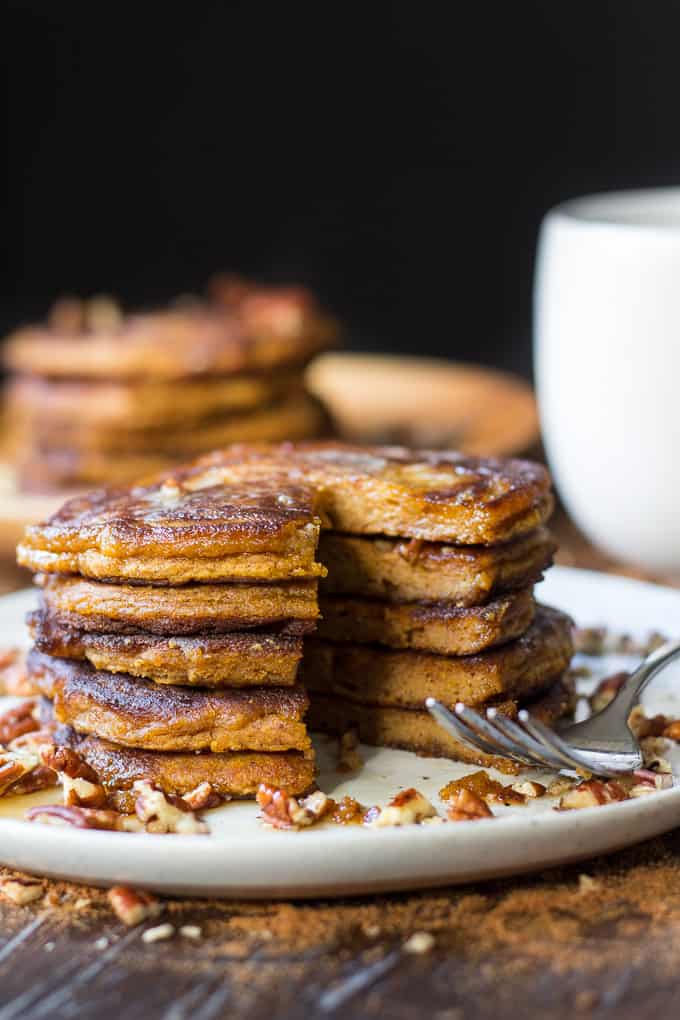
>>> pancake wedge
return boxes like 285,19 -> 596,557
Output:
37,575 -> 319,636
302,606 -> 573,710
307,674 -> 574,770
29,652 -> 310,753
318,528 -> 555,605
29,611 -> 303,686
317,589 -> 535,655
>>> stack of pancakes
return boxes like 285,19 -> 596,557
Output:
17,442 -> 574,804
4,276 -> 336,492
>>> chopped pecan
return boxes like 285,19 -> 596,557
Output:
133,781 -> 208,835
337,728 -> 363,773
510,780 -> 547,799
26,805 -> 143,831
628,706 -> 669,740
256,784 -> 331,830
632,767 -> 673,790
9,727 -> 55,752
0,748 -> 40,795
181,782 -> 223,812
0,702 -> 40,745
372,788 -> 437,827
40,745 -> 99,783
546,775 -> 577,797
559,778 -> 628,810
40,745 -> 108,808
0,877 -> 44,905
446,789 -> 494,821
108,886 -> 163,927
7,765 -> 58,796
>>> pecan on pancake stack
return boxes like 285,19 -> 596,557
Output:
18,441 -> 574,803
4,277 -> 337,492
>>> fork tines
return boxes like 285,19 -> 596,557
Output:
425,698 -> 595,775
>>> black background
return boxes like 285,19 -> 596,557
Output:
3,2 -> 678,378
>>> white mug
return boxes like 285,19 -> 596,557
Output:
534,188 -> 680,572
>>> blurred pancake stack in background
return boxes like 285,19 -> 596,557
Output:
2,275 -> 337,492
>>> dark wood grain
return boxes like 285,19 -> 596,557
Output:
0,514 -> 676,1020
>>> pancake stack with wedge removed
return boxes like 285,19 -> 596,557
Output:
18,442 -> 575,804
4,276 -> 336,492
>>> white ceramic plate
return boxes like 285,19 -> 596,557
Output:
1,566 -> 680,899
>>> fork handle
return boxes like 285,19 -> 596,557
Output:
598,637 -> 680,731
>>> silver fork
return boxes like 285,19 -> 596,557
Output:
426,638 -> 680,777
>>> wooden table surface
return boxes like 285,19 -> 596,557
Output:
0,513 -> 677,1020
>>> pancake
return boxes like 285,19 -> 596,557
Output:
42,711 -> 316,808
301,606 -> 574,710
19,444 -> 553,586
317,589 -> 535,655
177,442 -> 553,545
7,371 -> 305,429
19,478 -> 325,583
4,283 -> 337,380
29,611 -> 303,686
307,673 -> 575,769
318,528 -> 555,605
23,391 -> 329,456
29,651 -> 310,753
37,575 -> 319,636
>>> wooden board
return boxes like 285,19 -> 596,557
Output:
306,353 -> 539,455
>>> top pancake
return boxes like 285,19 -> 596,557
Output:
18,442 -> 553,583
4,282 -> 337,381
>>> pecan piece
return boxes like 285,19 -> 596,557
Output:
256,784 -> 331,830
0,702 -> 39,745
447,788 -> 494,821
0,748 -> 40,795
0,877 -> 44,905
40,745 -> 108,808
372,788 -> 438,827
133,781 -> 208,834
25,804 -> 142,831
181,782 -> 224,812
7,765 -> 58,796
559,778 -> 628,810
108,886 -> 163,927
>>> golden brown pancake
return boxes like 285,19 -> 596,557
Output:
29,611 -> 303,686
317,589 -> 535,655
7,372 -> 305,429
177,442 -> 553,545
43,711 -> 316,807
318,528 -> 555,605
19,478 -> 325,583
29,651 -> 310,753
301,606 -> 574,710
4,283 -> 337,380
37,575 -> 319,636
22,392 -> 329,456
307,673 -> 574,769
19,444 -> 553,586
